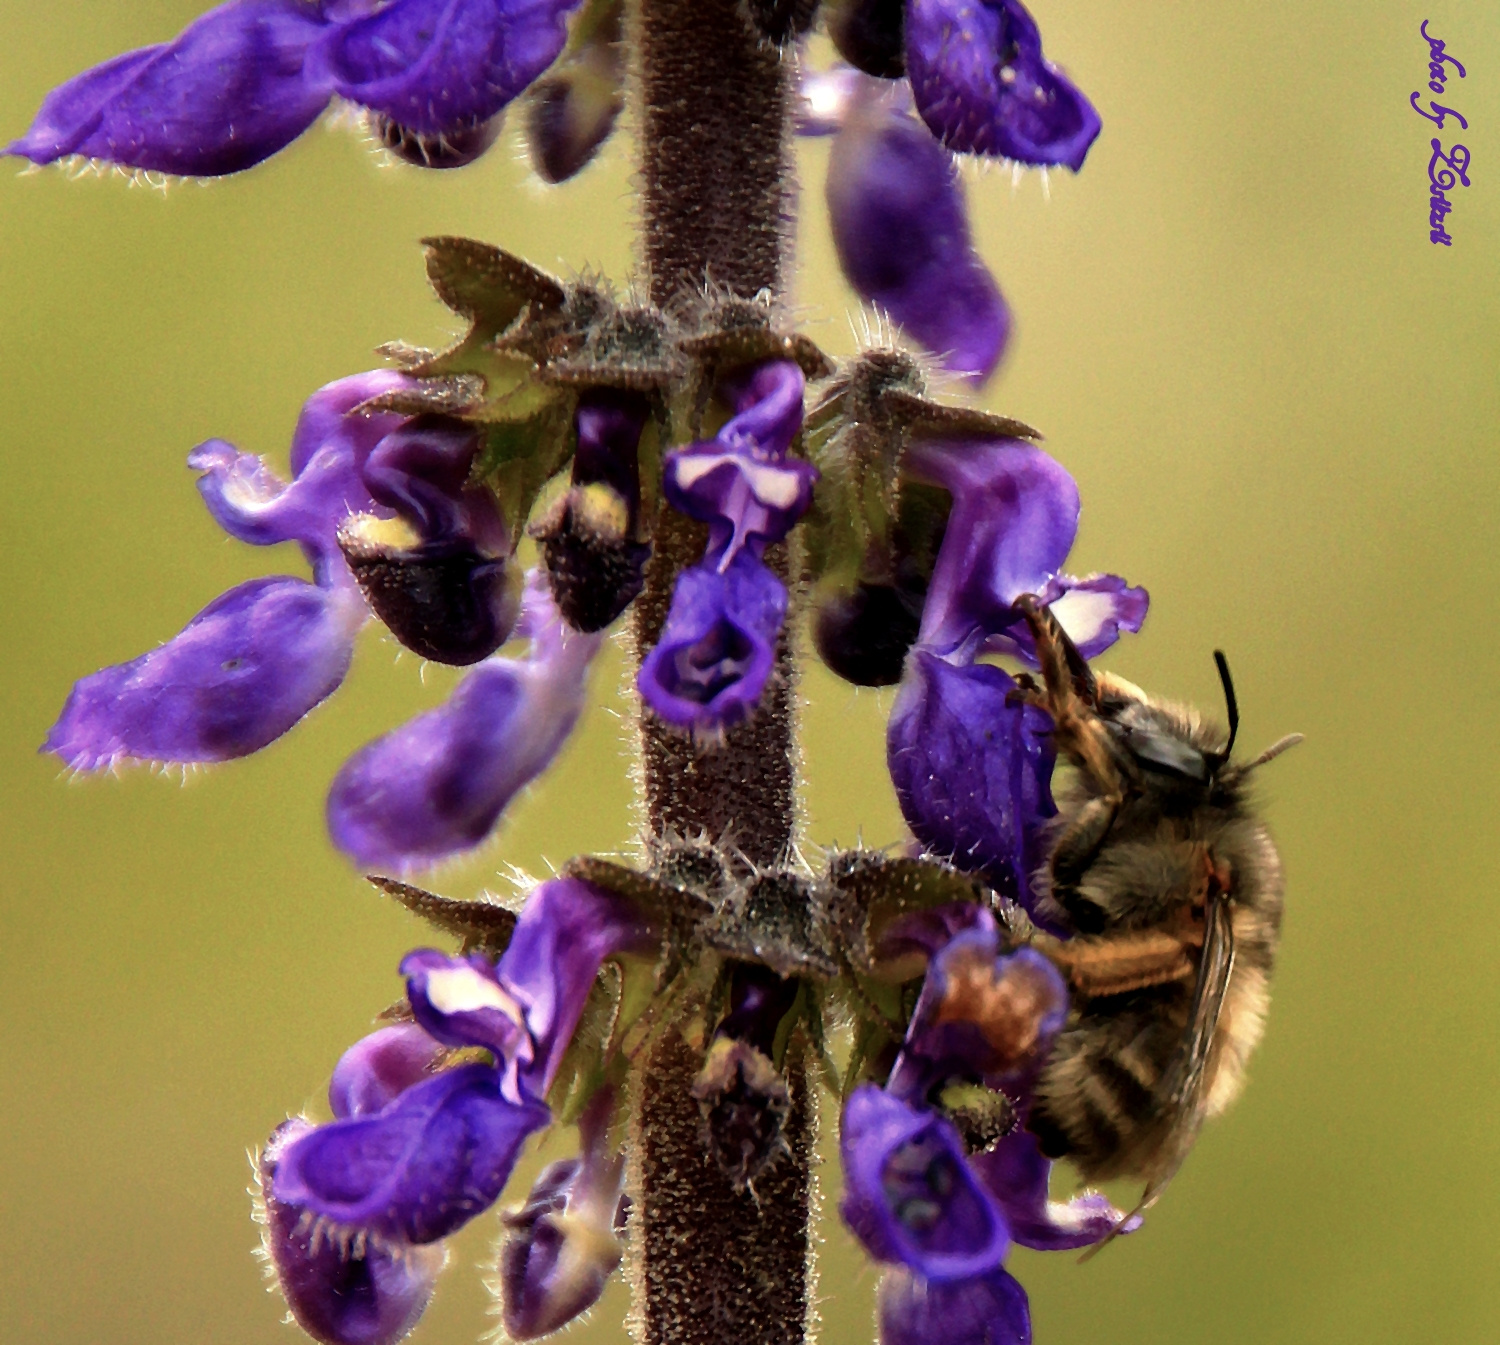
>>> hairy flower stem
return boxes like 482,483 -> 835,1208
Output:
629,2 -> 812,1343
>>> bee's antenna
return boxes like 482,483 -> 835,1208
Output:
1243,733 -> 1305,770
1212,650 -> 1239,762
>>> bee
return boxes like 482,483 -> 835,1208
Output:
1008,595 -> 1302,1233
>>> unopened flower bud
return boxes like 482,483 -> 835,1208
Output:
812,570 -> 926,686
257,1119 -> 445,1345
339,416 -> 521,665
691,1036 -> 792,1191
533,391 -> 652,632
338,513 -> 523,666
534,484 -> 650,632
829,0 -> 907,78
525,0 -> 624,183
496,1158 -> 625,1339
371,113 -> 504,170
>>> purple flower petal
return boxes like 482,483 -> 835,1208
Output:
905,439 -> 1080,657
44,576 -> 365,770
887,921 -> 1068,1099
259,1119 -> 445,1345
310,0 -> 581,138
840,1084 -> 1010,1282
827,85 -> 1009,383
878,1264 -> 1031,1345
662,361 -> 814,569
326,572 -> 600,871
289,371 -> 415,479
273,1063 -> 549,1244
7,0 -> 334,176
970,1127 -> 1138,1251
400,951 -> 531,1062
636,551 -> 787,737
983,573 -> 1149,665
906,0 -> 1101,170
887,651 -> 1056,916
360,417 -> 507,555
329,1024 -> 445,1121
190,370 -> 414,579
498,877 -> 659,1097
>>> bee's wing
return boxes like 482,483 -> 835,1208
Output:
1079,890 -> 1235,1259
1146,886 -> 1236,1198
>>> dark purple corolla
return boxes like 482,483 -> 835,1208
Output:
825,77 -> 1009,382
272,876 -> 655,1248
495,1086 -> 627,1338
327,571 -> 602,871
8,0 -> 584,177
840,913 -> 1132,1345
257,1023 -> 448,1345
904,0 -> 1101,169
638,360 -> 814,738
337,414 -> 522,666
44,371 -> 409,771
885,438 -> 1145,917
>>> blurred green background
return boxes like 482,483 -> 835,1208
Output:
2,2 -> 1497,1342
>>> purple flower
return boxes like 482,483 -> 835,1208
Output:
338,415 -> 522,665
641,360 -> 812,737
636,550 -> 787,737
495,1087 -> 626,1338
886,650 -> 1057,912
661,360 -> 814,570
6,0 -> 334,176
887,438 -> 1144,918
42,372 -> 412,771
45,577 -> 367,771
8,0 -> 584,177
905,0 -> 1101,169
310,0 -> 579,144
904,438 -> 1146,662
259,1118 -> 446,1345
885,917 -> 1067,1101
878,1264 -> 1031,1345
326,571 -> 602,872
272,877 -> 653,1246
257,1022 -> 450,1345
840,1084 -> 1011,1281
970,1127 -> 1138,1251
827,80 -> 1009,383
274,1060 -> 550,1244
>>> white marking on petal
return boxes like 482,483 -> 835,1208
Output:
740,461 -> 803,508
1048,586 -> 1117,646
422,966 -> 525,1023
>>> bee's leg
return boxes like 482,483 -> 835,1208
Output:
1047,795 -> 1122,934
1013,595 -> 1121,793
1015,593 -> 1098,710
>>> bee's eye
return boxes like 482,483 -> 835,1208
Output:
1122,727 -> 1210,781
